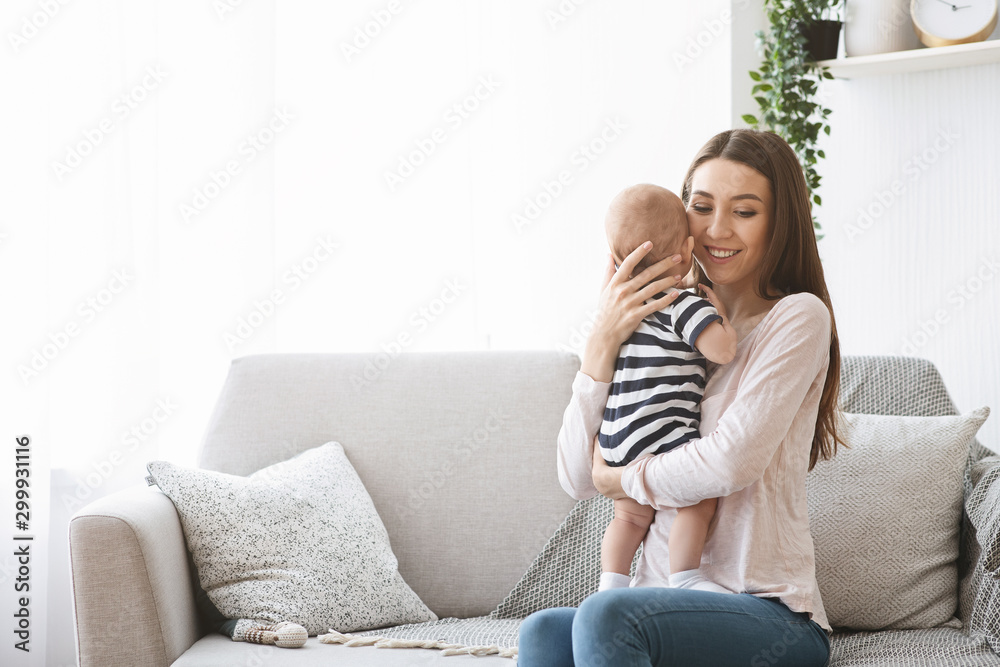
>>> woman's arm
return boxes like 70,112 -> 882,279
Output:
556,244 -> 684,498
621,293 -> 832,510
556,372 -> 610,500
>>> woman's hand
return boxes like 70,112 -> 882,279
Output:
581,243 -> 685,382
592,440 -> 627,500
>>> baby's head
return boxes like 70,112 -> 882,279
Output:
605,184 -> 693,278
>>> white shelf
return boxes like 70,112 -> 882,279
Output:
818,39 -> 1000,78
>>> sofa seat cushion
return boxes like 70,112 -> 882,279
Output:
806,409 -> 989,630
170,634 -> 513,666
829,627 -> 1000,666
147,443 -> 435,636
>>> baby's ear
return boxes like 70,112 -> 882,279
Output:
684,235 -> 695,258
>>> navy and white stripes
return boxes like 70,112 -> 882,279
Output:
599,290 -> 721,467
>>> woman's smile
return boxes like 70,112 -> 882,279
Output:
704,246 -> 741,262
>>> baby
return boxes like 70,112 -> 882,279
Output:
598,183 -> 737,594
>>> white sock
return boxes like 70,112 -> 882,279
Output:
668,569 -> 731,594
598,572 -> 632,591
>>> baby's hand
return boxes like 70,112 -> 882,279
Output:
693,283 -> 737,364
699,283 -> 728,321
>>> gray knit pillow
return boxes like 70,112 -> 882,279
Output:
147,443 -> 436,635
806,408 -> 989,631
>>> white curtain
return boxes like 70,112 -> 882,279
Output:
1,1 -> 736,663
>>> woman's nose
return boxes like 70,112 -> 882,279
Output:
706,211 -> 731,239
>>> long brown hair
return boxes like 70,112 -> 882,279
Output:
681,129 -> 843,470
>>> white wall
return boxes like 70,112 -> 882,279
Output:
271,1 -> 739,360
817,64 -> 1000,451
8,2 -> 994,664
1,2 -> 743,665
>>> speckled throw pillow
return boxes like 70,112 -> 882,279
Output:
146,443 -> 437,635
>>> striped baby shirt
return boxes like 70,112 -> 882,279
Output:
598,290 -> 722,467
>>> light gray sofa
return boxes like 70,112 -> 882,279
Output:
69,352 -> 1000,666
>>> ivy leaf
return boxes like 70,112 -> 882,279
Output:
748,3 -> 833,240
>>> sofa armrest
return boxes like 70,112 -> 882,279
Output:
70,487 -> 201,667
967,455 -> 1000,571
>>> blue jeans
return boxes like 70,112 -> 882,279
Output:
518,589 -> 830,667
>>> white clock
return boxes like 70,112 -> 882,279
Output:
911,0 -> 999,47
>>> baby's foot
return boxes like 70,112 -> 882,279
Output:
244,621 -> 308,648
598,572 -> 632,591
668,569 -> 731,594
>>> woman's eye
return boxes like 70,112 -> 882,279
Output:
692,204 -> 711,213
735,210 -> 757,218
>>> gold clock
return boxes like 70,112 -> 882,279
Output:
911,0 -> 999,47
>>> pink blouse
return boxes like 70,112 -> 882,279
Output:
557,292 -> 832,632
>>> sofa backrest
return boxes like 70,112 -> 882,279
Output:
839,355 -> 987,460
196,351 -> 581,619
842,355 -> 960,416
195,352 -> 987,622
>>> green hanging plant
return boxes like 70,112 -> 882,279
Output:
742,0 -> 839,238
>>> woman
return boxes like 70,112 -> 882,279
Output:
519,129 -> 841,666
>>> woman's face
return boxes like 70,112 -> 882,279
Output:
686,158 -> 772,292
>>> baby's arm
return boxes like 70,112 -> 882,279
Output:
692,284 -> 737,365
